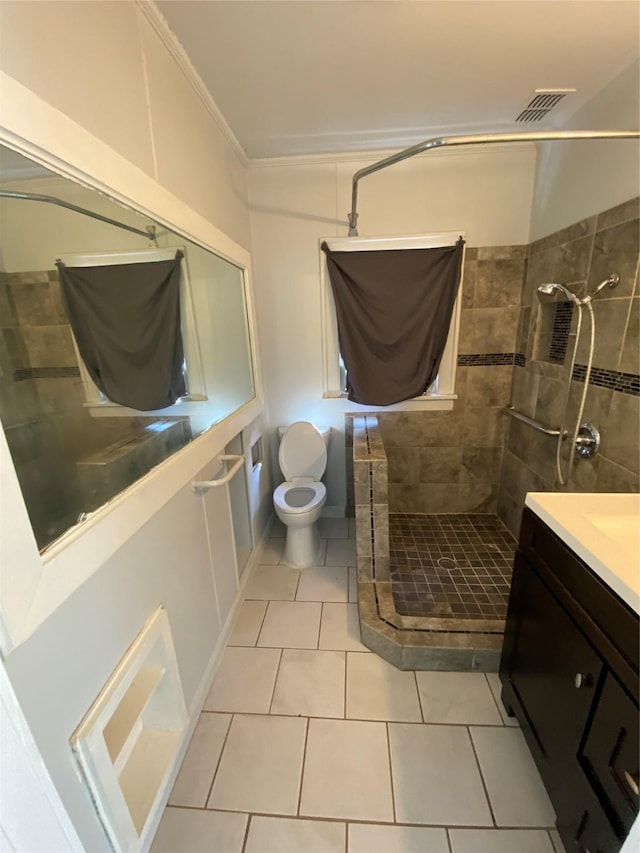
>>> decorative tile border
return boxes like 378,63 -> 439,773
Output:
457,353 -> 526,367
456,353 -> 639,396
572,364 -> 640,396
13,366 -> 80,381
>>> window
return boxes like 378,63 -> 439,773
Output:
58,247 -> 207,410
320,232 -> 465,408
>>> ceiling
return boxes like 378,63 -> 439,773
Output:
156,0 -> 640,160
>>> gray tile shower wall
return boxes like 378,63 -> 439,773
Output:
375,246 -> 526,515
0,269 -> 83,540
498,197 -> 640,537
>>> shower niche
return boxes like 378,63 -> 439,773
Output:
531,299 -> 576,366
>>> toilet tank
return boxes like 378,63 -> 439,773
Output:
277,425 -> 331,481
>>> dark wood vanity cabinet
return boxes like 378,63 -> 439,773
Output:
500,508 -> 639,853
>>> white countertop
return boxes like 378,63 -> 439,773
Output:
525,492 -> 640,615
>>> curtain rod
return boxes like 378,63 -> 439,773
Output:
348,130 -> 640,235
0,189 -> 157,244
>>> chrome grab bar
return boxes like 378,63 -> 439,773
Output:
502,406 -> 568,438
192,454 -> 244,493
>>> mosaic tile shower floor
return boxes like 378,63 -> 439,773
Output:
389,513 -> 517,619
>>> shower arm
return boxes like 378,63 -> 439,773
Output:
347,130 -> 640,235
0,189 -> 158,244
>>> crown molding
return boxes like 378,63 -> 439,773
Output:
247,140 -> 537,170
136,0 -> 249,167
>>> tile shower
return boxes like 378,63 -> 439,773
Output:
0,268 -> 191,550
349,197 -> 639,668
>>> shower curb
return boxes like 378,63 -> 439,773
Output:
358,580 -> 502,671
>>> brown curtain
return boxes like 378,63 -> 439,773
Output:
321,239 -> 464,405
56,251 -> 186,411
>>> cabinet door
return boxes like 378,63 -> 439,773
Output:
582,672 -> 639,838
504,555 -> 603,817
200,460 -> 240,631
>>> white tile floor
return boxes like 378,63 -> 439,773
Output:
152,524 -> 561,853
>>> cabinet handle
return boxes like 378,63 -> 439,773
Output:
574,673 -> 593,689
623,769 -> 639,797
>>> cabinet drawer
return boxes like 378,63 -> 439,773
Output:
581,671 -> 639,837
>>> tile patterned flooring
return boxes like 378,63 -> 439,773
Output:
152,518 -> 565,853
390,514 -> 516,619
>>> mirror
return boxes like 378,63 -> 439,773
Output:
0,145 -> 256,550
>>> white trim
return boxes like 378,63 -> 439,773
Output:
136,3 -> 160,180
136,0 -> 248,167
1,659 -> 83,852
322,233 -> 463,253
70,607 -> 188,852
248,141 -> 537,169
319,232 -> 464,407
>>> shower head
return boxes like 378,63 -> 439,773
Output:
536,282 -> 582,305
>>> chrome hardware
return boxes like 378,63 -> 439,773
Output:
574,673 -> 593,689
348,131 -> 640,236
623,769 -> 639,797
503,406 -> 567,438
591,272 -> 619,297
575,423 -> 600,458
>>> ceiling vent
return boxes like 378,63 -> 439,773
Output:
515,89 -> 576,123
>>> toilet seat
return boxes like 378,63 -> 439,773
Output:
274,481 -> 326,514
279,422 -> 327,482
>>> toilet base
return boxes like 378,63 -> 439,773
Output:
282,522 -> 322,568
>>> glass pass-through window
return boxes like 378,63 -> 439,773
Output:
0,146 -> 255,551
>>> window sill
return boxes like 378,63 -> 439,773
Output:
322,393 -> 456,412
82,394 -> 207,411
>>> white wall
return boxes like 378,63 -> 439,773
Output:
3,460 -> 223,850
0,3 -> 269,850
530,60 -> 640,240
0,0 -> 251,250
248,145 -> 537,508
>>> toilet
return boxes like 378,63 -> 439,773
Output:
273,421 -> 328,568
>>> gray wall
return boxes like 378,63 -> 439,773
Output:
373,246 -> 526,515
498,197 -> 639,536
345,206 -> 638,534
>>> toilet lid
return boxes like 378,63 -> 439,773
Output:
279,422 -> 327,481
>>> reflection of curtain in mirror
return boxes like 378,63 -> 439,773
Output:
56,251 -> 186,410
